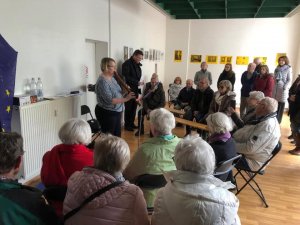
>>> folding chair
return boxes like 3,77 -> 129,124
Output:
81,105 -> 101,148
234,142 -> 282,207
214,154 -> 242,181
134,174 -> 167,214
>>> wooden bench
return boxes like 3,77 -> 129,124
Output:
175,117 -> 208,131
167,107 -> 185,116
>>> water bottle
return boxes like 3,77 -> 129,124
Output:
30,78 -> 37,96
24,79 -> 31,95
36,77 -> 43,100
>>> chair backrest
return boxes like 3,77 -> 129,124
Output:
81,105 -> 93,119
214,154 -> 242,176
134,174 -> 167,189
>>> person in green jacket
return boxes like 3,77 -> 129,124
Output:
0,132 -> 59,225
124,108 -> 180,208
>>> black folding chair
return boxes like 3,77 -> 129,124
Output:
134,174 -> 167,214
234,142 -> 282,207
214,154 -> 242,181
81,105 -> 101,148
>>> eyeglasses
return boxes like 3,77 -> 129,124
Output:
218,86 -> 225,89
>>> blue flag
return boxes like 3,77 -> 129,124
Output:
0,34 -> 18,132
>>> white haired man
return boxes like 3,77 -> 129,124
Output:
135,73 -> 165,136
230,91 -> 265,129
233,97 -> 281,171
124,108 -> 180,208
152,135 -> 240,225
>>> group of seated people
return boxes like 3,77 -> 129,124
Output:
0,91 -> 281,224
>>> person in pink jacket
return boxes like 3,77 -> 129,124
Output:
63,135 -> 149,225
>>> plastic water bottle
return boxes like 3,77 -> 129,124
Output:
30,78 -> 37,96
24,79 -> 31,95
36,77 -> 43,100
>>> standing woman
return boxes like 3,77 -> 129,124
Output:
273,56 -> 292,123
217,63 -> 236,90
253,65 -> 274,97
95,58 -> 135,137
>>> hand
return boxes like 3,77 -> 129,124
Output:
125,92 -> 135,101
88,84 -> 95,92
228,107 -> 236,114
289,95 -> 296,102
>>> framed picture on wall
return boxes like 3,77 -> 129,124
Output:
205,55 -> 218,64
149,49 -> 153,61
144,51 -> 149,59
174,50 -> 182,62
124,46 -> 128,60
129,48 -> 133,57
254,56 -> 267,65
190,55 -> 202,63
236,56 -> 249,65
220,56 -> 232,64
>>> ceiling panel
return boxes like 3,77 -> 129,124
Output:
154,0 -> 300,19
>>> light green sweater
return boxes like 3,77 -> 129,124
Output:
124,135 -> 181,207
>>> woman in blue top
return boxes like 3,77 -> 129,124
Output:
95,58 -> 135,137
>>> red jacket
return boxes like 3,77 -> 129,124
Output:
41,144 -> 93,217
253,74 -> 275,97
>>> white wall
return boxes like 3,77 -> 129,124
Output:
0,0 -> 167,97
165,15 -> 300,104
110,0 -> 166,84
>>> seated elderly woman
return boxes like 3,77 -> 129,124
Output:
41,118 -> 93,217
206,112 -> 237,181
151,136 -> 241,225
0,132 -> 59,225
208,79 -> 236,116
230,91 -> 265,129
63,135 -> 149,225
124,108 -> 180,208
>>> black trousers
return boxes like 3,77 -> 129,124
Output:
95,105 -> 122,137
125,98 -> 138,128
276,102 -> 285,124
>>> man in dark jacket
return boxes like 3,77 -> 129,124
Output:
135,73 -> 165,136
122,50 -> 144,131
184,77 -> 214,136
174,79 -> 195,110
0,132 -> 59,225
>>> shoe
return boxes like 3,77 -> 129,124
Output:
125,126 -> 134,131
135,130 -> 144,136
288,148 -> 300,156
288,134 -> 294,140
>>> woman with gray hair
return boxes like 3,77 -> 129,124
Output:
206,112 -> 237,181
63,135 -> 149,225
230,91 -> 265,129
41,118 -> 94,217
152,135 -> 240,225
124,108 -> 180,208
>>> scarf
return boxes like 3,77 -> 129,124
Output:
274,64 -> 290,81
209,132 -> 231,143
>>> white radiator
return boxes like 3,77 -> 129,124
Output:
11,95 -> 81,183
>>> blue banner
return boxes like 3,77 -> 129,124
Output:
0,34 -> 18,132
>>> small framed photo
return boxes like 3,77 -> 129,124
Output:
129,48 -> 133,57
124,46 -> 128,60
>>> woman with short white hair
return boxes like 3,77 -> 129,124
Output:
64,135 -> 149,225
41,118 -> 94,217
152,135 -> 240,225
124,108 -> 180,208
206,112 -> 237,181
